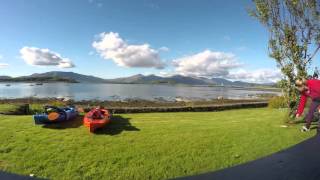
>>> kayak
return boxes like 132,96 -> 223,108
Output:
33,106 -> 78,124
83,108 -> 111,133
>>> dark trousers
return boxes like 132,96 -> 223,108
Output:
305,99 -> 320,129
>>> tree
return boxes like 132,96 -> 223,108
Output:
249,0 -> 320,121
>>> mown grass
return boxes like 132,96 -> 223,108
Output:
0,104 -> 43,114
0,104 -> 19,113
0,108 -> 315,179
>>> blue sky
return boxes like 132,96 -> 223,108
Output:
0,0 -> 310,82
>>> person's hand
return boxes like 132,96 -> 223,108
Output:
296,114 -> 301,118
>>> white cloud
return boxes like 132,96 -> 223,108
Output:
159,46 -> 170,52
161,50 -> 281,83
92,32 -> 166,69
160,67 -> 281,83
172,50 -> 241,77
228,69 -> 281,83
20,47 -> 75,68
158,71 -> 176,77
0,63 -> 8,68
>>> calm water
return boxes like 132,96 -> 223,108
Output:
0,83 -> 280,101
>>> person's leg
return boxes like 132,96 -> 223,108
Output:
316,102 -> 320,134
318,112 -> 320,134
305,100 -> 320,129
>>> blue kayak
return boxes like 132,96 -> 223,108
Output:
33,106 -> 78,124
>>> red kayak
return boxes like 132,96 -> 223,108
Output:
83,108 -> 111,133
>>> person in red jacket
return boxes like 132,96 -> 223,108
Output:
295,78 -> 320,132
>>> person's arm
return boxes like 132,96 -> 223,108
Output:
296,93 -> 307,117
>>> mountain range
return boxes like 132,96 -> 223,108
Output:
0,71 -> 275,87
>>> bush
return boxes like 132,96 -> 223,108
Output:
268,96 -> 287,109
29,101 -> 67,114
0,104 -> 30,115
29,104 -> 44,114
49,100 -> 66,107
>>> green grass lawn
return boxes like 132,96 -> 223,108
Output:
0,104 -> 23,114
0,108 -> 315,180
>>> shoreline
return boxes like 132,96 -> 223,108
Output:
106,101 -> 268,113
0,97 -> 270,114
0,97 -> 269,107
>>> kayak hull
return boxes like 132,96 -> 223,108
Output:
83,109 -> 111,133
33,107 -> 78,124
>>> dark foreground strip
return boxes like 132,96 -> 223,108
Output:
0,171 -> 34,180
109,102 -> 268,114
176,135 -> 320,180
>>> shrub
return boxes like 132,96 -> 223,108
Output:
268,96 -> 287,109
0,104 -> 30,115
49,100 -> 66,107
30,101 -> 67,114
29,104 -> 44,114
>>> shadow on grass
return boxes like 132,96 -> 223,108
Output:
42,115 -> 84,129
94,115 -> 140,135
290,118 -> 319,124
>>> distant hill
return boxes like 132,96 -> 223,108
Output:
106,74 -> 271,87
0,71 -> 104,83
27,71 -> 105,83
0,76 -> 77,83
106,74 -> 209,85
211,78 -> 233,85
106,74 -> 148,83
0,76 -> 11,79
0,71 -> 275,87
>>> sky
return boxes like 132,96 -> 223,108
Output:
1,0 -> 316,83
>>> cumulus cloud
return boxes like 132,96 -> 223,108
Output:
158,71 -> 177,77
161,50 -> 281,83
228,69 -> 282,83
172,50 -> 241,77
92,32 -> 166,69
0,63 -> 8,68
20,47 -> 75,68
159,46 -> 169,52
